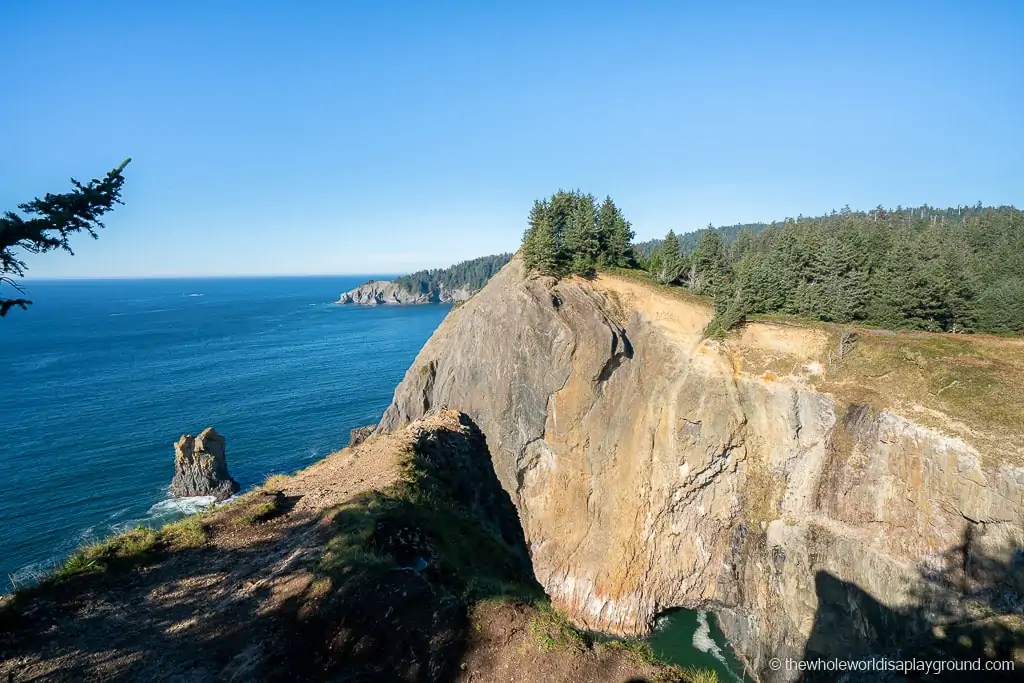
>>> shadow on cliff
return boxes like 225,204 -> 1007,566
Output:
800,526 -> 1023,681
0,412 -> 543,682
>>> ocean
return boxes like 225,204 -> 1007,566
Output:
0,275 -> 753,677
0,276 -> 449,587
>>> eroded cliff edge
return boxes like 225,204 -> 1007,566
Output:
379,256 -> 1024,680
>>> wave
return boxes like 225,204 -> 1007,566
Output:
108,308 -> 177,317
692,611 -> 743,682
148,496 -> 217,517
186,293 -> 204,297
7,497 -> 220,592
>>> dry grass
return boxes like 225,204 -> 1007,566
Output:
823,331 -> 1024,454
600,267 -> 714,309
263,473 -> 294,491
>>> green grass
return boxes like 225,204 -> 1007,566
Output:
160,516 -> 209,549
316,486 -> 541,604
317,492 -> 392,577
53,526 -> 160,581
3,511 -> 211,604
232,496 -> 282,526
680,668 -> 720,683
528,601 -> 590,653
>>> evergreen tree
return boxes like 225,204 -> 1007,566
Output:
522,199 -> 559,275
526,194 -> 1022,336
689,229 -> 730,298
562,195 -> 600,276
975,278 -> 1024,333
1,159 -> 131,316
650,230 -> 684,285
522,213 -> 560,276
597,196 -> 635,267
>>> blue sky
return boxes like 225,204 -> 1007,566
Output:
2,1 -> 1022,277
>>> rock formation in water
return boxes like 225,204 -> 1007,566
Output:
337,280 -> 472,305
379,256 -> 1024,681
169,427 -> 239,500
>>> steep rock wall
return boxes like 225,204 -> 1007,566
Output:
379,258 -> 1024,681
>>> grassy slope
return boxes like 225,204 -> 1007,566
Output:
1,410 -> 711,682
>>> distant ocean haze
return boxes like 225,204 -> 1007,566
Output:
0,276 -> 449,588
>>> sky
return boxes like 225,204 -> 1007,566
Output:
2,1 -> 1022,278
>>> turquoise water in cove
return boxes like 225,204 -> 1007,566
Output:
650,610 -> 753,681
0,276 -> 449,588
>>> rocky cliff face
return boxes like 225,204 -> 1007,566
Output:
379,257 -> 1024,681
337,280 -> 472,305
169,427 -> 239,500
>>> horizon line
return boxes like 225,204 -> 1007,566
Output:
19,273 -> 403,282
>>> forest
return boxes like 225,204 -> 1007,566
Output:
521,191 -> 635,276
520,198 -> 1024,336
632,221 -> 767,260
393,253 -> 513,295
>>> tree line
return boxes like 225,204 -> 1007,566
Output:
519,195 -> 1023,336
393,253 -> 513,295
520,190 -> 635,276
633,221 -> 768,261
640,205 -> 1024,336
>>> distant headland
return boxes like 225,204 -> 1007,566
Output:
337,253 -> 512,305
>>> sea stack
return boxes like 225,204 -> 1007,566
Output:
169,427 -> 239,500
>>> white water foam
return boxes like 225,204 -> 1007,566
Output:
148,496 -> 217,517
692,611 -> 744,682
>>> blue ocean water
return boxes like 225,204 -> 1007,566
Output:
0,276 -> 449,588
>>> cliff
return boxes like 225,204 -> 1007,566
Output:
380,257 -> 1024,680
0,411 -> 678,682
337,280 -> 473,305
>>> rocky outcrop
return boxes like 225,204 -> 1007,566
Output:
348,424 -> 375,447
379,256 -> 1024,681
337,280 -> 473,305
169,427 -> 239,500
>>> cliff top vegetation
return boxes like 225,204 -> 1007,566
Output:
520,195 -> 1024,337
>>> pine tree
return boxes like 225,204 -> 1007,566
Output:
597,196 -> 635,267
689,229 -> 730,298
651,230 -> 684,284
2,159 -> 131,316
522,201 -> 560,277
563,195 -> 600,276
